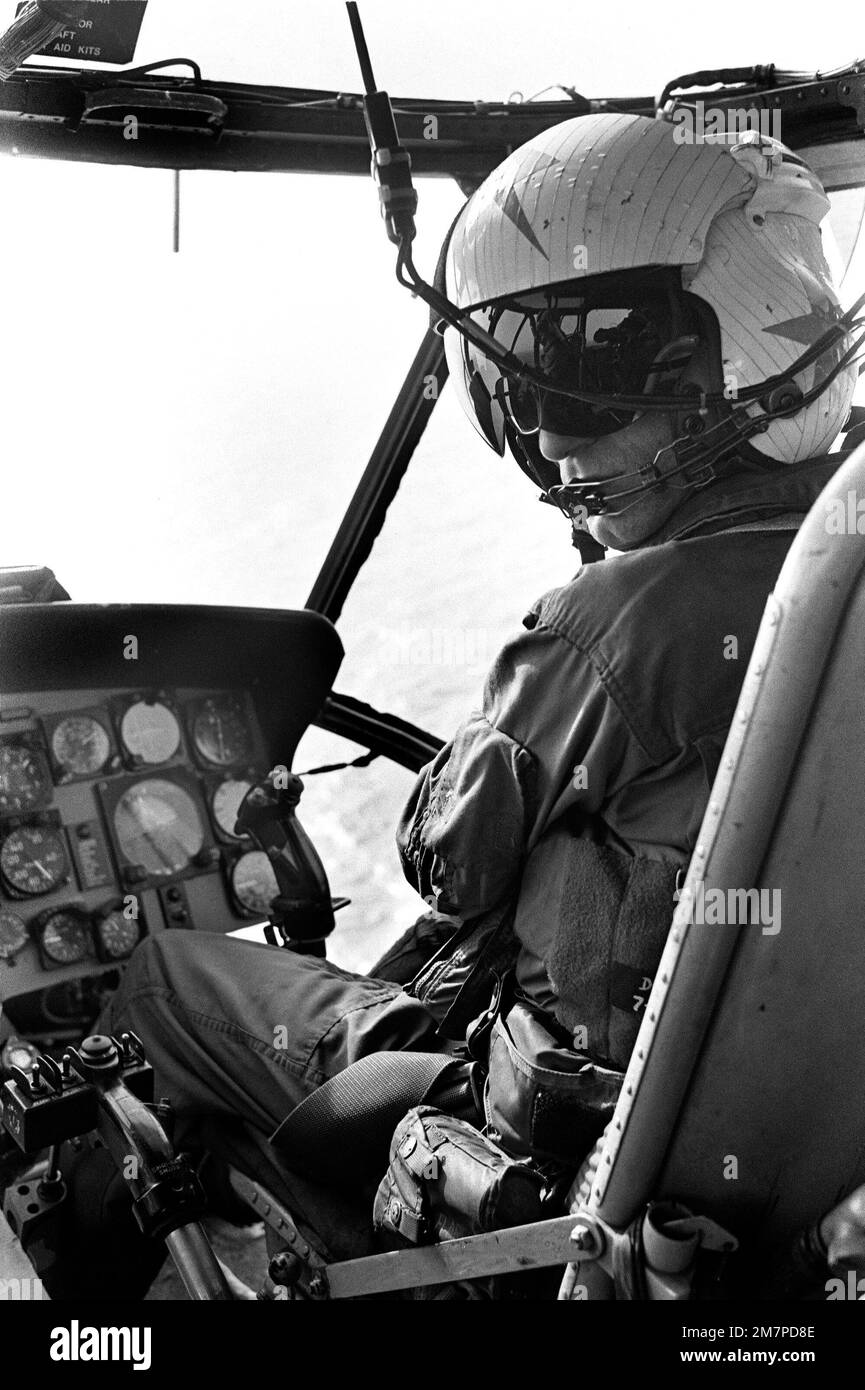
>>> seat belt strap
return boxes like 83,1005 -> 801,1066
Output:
269,1051 -> 466,1188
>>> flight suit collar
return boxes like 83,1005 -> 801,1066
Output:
641,455 -> 841,547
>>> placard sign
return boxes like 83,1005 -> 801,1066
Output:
14,1 -> 148,65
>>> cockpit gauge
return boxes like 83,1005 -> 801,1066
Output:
119,699 -> 182,766
230,850 -> 279,916
94,904 -> 143,962
0,909 -> 29,962
0,825 -> 69,898
49,713 -> 112,779
191,697 -> 253,769
112,778 -> 205,879
211,778 -> 253,841
0,741 -> 52,817
32,906 -> 93,968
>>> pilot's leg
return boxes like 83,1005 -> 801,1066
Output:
101,929 -> 444,1138
34,931 -> 444,1299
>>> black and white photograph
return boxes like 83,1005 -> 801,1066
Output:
0,0 -> 864,1364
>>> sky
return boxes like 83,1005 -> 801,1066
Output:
24,0 -> 861,101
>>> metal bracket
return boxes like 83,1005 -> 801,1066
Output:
2,1164 -> 65,1249
318,1214 -> 587,1299
837,75 -> 865,131
226,1166 -> 330,1300
568,1204 -> 738,1301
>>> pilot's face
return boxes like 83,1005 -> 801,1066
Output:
539,413 -> 686,550
538,345 -> 715,550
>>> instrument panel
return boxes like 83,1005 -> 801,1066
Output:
0,686 -> 276,1002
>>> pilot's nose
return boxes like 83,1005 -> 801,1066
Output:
538,429 -> 592,465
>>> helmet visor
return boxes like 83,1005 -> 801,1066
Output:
447,274 -> 699,448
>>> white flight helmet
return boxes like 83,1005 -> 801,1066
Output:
441,112 -> 858,507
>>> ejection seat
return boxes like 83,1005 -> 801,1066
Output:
226,438 -> 865,1301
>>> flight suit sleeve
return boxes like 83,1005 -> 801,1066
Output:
396,599 -> 648,920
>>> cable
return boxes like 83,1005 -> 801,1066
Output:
658,60 -> 864,111
114,57 -> 203,84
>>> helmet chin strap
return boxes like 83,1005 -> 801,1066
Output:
545,410 -> 745,517
558,416 -> 785,564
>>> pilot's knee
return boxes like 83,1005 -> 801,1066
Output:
110,930 -> 193,1015
136,926 -> 201,976
102,934 -> 197,1048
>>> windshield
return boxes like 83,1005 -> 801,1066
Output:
0,160 -> 462,606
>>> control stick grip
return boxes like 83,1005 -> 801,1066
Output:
235,771 -> 336,948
